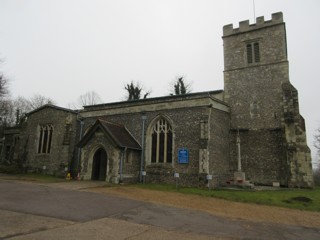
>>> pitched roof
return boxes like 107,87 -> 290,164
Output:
27,104 -> 78,116
78,119 -> 141,150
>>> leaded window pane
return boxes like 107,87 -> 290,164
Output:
247,42 -> 260,64
159,131 -> 165,163
166,131 -> 173,163
151,132 -> 157,163
42,127 -> 48,153
38,127 -> 43,153
254,42 -> 260,62
150,118 -> 173,164
47,126 -> 53,153
247,44 -> 253,63
38,124 -> 53,154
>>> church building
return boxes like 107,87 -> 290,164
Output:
1,12 -> 314,188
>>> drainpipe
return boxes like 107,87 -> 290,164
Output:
0,117 -> 4,162
76,116 -> 84,176
119,147 -> 127,183
140,115 -> 147,183
237,128 -> 241,172
0,137 -> 5,163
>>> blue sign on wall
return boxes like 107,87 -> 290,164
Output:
178,148 -> 189,164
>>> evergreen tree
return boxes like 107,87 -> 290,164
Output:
124,81 -> 150,100
171,76 -> 191,95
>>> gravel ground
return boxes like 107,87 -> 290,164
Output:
88,186 -> 320,229
1,175 -> 319,230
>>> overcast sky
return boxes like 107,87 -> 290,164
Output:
0,0 -> 319,164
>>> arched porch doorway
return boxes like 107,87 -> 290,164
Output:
91,148 -> 107,181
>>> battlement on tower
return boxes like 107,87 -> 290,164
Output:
223,12 -> 283,37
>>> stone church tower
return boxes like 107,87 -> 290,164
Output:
223,12 -> 313,187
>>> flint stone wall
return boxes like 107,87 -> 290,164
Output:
79,100 -> 230,187
21,107 -> 77,176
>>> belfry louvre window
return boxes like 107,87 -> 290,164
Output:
246,42 -> 260,63
38,125 -> 53,154
151,118 -> 173,163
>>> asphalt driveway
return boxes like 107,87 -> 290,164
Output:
0,179 -> 319,239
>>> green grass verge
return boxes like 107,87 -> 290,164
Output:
0,173 -> 65,183
134,183 -> 320,212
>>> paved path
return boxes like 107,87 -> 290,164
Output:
0,179 -> 319,239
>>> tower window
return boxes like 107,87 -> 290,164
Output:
246,42 -> 260,64
246,44 -> 253,63
254,43 -> 260,62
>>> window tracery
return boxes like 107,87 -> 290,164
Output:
38,124 -> 53,154
151,118 -> 173,163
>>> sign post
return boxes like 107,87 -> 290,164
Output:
174,172 -> 180,190
142,171 -> 146,184
207,174 -> 213,191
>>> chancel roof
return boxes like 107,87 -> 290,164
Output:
78,119 -> 141,150
27,104 -> 78,116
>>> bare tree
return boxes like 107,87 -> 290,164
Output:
315,127 -> 320,156
6,95 -> 56,126
13,96 -> 33,114
0,69 -> 12,132
78,91 -> 102,106
68,91 -> 103,109
0,74 -> 8,98
170,76 -> 192,95
314,127 -> 320,185
10,96 -> 33,125
124,81 -> 150,101
0,66 -> 55,127
0,99 -> 14,126
28,94 -> 55,110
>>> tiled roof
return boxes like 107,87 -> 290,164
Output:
98,119 -> 141,150
78,119 -> 141,150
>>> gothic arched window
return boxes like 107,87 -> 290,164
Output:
38,124 -> 53,154
151,118 -> 173,163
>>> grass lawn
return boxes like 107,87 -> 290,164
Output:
0,173 -> 66,183
134,183 -> 320,212
2,173 -> 319,212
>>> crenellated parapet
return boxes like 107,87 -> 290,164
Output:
223,12 -> 283,37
